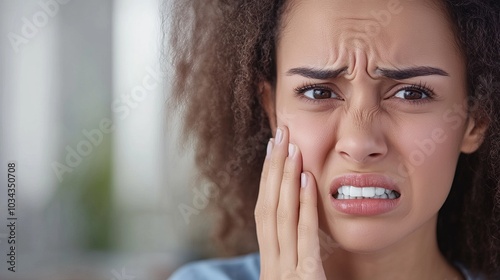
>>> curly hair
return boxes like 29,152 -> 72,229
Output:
166,0 -> 500,276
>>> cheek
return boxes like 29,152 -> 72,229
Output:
397,119 -> 464,175
279,111 -> 336,174
397,120 -> 465,211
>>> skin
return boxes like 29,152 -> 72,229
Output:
255,0 -> 487,279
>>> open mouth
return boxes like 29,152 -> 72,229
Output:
334,186 -> 401,200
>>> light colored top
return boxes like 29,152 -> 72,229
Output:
169,252 -> 485,280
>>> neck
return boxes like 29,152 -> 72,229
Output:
322,217 -> 463,280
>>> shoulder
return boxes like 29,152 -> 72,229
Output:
168,252 -> 260,280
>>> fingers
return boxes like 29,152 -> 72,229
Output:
297,172 -> 323,276
255,127 -> 289,267
255,126 -> 325,279
277,142 -> 302,270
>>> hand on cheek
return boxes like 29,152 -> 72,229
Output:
255,126 -> 327,279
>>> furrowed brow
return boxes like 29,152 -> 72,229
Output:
286,67 -> 348,80
376,66 -> 449,80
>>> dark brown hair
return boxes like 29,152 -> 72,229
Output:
166,0 -> 500,277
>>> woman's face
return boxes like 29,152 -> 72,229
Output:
269,0 -> 483,253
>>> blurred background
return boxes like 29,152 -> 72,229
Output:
0,0 -> 217,279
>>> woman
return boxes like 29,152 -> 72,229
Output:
168,0 -> 500,279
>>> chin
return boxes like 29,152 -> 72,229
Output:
334,237 -> 396,254
320,218 -> 408,255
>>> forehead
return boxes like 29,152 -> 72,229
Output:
277,0 -> 461,71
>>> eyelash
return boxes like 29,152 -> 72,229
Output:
293,83 -> 341,104
394,82 -> 435,105
293,82 -> 436,105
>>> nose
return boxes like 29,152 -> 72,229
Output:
335,108 -> 388,164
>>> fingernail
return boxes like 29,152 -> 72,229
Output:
288,143 -> 295,157
276,127 -> 283,144
301,173 -> 307,188
266,139 -> 273,158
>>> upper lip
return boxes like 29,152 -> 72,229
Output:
330,173 -> 400,195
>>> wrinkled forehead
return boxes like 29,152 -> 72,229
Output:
276,0 -> 462,72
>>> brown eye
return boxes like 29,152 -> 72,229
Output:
394,88 -> 429,100
303,88 -> 339,100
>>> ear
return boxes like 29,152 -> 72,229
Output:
260,81 -> 277,134
460,116 -> 488,154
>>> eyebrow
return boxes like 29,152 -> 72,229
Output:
375,66 -> 449,80
286,67 -> 348,79
286,66 -> 449,80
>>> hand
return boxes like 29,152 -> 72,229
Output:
255,126 -> 327,280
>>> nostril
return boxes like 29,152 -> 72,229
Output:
368,152 -> 383,158
335,133 -> 388,163
339,151 -> 385,163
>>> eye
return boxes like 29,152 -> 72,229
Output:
296,85 -> 341,100
393,86 -> 432,101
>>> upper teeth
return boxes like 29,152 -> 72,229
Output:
336,186 -> 399,200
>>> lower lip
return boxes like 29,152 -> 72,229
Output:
330,196 -> 400,216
